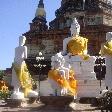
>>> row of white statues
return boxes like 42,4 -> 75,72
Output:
11,17 -> 112,100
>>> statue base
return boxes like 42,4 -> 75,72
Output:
40,96 -> 74,108
5,98 -> 28,107
28,97 -> 37,104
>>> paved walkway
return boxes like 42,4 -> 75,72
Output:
0,100 -> 101,112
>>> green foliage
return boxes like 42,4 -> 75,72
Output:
99,90 -> 112,110
0,90 -> 11,99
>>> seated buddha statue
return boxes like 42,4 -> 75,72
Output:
48,52 -> 77,96
63,18 -> 89,60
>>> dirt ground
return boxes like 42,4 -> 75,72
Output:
0,100 -> 101,112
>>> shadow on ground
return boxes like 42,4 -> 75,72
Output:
0,101 -> 100,112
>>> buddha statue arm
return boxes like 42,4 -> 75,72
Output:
63,37 -> 71,55
24,46 -> 27,59
59,69 -> 66,79
63,39 -> 67,55
83,38 -> 88,54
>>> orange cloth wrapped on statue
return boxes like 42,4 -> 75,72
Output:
48,69 -> 77,96
68,69 -> 77,95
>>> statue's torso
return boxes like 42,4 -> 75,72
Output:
14,46 -> 26,64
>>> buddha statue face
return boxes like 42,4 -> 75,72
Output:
51,52 -> 65,69
19,36 -> 26,46
70,18 -> 80,36
106,32 -> 112,41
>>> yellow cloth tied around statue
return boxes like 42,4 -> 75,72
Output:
48,69 -> 77,96
101,40 -> 112,56
67,36 -> 89,60
13,61 -> 33,97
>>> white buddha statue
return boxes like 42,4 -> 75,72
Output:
63,18 -> 80,54
11,36 -> 38,99
101,32 -> 112,90
63,18 -> 88,56
48,52 -> 77,96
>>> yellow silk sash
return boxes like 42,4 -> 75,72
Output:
13,62 -> 32,96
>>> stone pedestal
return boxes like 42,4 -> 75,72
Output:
28,97 -> 37,104
5,98 -> 28,107
40,96 -> 74,110
77,80 -> 102,98
63,55 -> 104,98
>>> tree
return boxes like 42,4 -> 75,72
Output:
0,70 -> 4,80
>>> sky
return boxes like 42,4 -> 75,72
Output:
0,0 -> 61,70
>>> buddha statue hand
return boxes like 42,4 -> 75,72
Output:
61,88 -> 68,96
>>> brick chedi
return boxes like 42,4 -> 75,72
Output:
23,0 -> 69,76
23,0 -> 112,76
24,0 -> 69,59
49,0 -> 112,55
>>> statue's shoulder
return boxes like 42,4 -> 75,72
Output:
64,37 -> 71,41
24,46 -> 27,50
15,45 -> 26,49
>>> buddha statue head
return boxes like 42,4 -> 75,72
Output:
19,36 -> 26,46
70,18 -> 80,37
106,32 -> 112,41
51,52 -> 65,69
